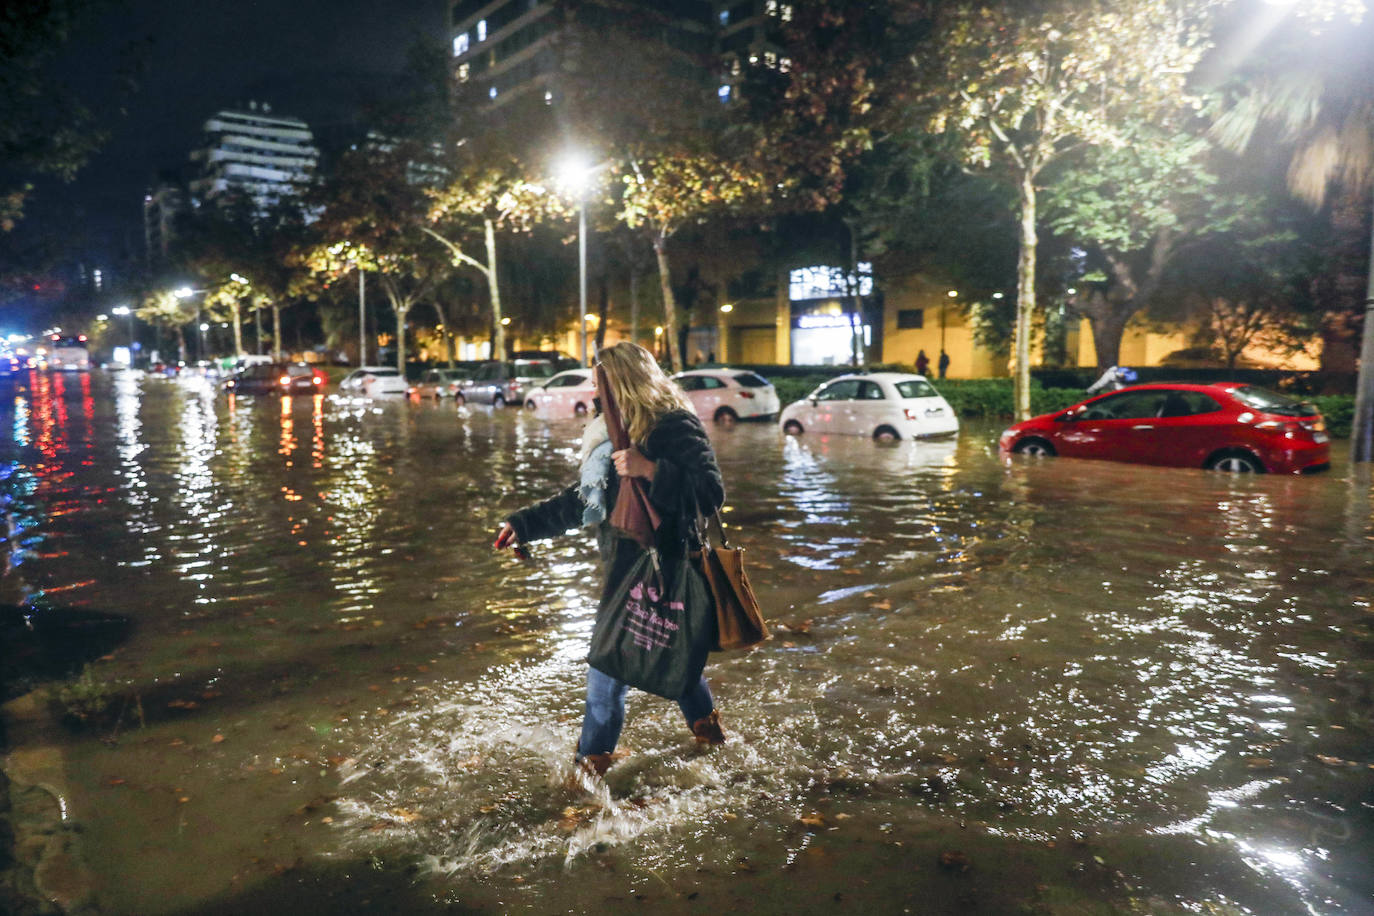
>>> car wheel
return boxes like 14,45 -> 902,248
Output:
454,392 -> 466,406
1012,437 -> 1056,457
873,425 -> 900,442
1206,450 -> 1265,473
783,420 -> 804,435
433,391 -> 441,400
493,394 -> 505,408
525,399 -> 537,410
714,407 -> 739,425
574,402 -> 588,415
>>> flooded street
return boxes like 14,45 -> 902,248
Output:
2,370 -> 1371,915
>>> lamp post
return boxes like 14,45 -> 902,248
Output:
174,286 -> 206,364
557,151 -> 603,367
112,306 -> 134,366
359,269 -> 367,366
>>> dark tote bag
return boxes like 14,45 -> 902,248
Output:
587,544 -> 716,700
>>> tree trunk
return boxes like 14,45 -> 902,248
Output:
230,301 -> 244,360
394,301 -> 409,376
846,218 -> 863,366
653,231 -> 680,371
629,267 -> 640,348
1083,295 -> 1132,373
485,217 -> 505,360
1013,172 -> 1037,420
595,272 -> 609,352
271,305 -> 283,361
430,301 -> 455,367
175,326 -> 187,363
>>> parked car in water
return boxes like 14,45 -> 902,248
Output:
673,368 -> 781,423
338,366 -> 408,396
223,362 -> 326,395
999,382 -> 1330,474
409,367 -> 476,399
511,349 -> 583,372
524,368 -> 596,415
780,372 -> 959,441
458,359 -> 558,406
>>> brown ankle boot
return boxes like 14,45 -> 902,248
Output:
575,750 -> 627,778
691,710 -> 726,746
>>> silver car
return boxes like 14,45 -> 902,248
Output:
458,359 -> 557,407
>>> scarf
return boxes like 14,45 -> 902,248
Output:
578,414 -> 613,526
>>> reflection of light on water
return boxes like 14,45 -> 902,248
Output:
320,404 -> 385,613
168,383 -> 224,602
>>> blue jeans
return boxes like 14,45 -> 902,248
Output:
576,667 -> 715,758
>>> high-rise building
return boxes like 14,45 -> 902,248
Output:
142,169 -> 187,267
188,102 -> 319,215
448,0 -> 716,111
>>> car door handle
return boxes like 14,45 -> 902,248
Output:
1132,424 -> 1154,430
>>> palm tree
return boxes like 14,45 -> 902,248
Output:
1208,5 -> 1374,459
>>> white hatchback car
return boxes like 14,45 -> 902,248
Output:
524,369 -> 596,415
779,372 -> 958,440
673,369 -> 781,423
338,366 -> 408,397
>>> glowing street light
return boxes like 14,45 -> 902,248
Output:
112,305 -> 134,364
556,150 -> 603,366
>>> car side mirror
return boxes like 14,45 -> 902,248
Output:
809,397 -> 819,407
1055,410 -> 1078,422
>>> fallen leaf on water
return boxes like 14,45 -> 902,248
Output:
1315,755 -> 1353,767
938,850 -> 971,872
799,813 -> 826,829
871,600 -> 892,610
1245,758 -> 1273,769
108,778 -> 125,786
178,796 -> 191,804
388,808 -> 423,823
834,813 -> 852,821
212,734 -> 225,744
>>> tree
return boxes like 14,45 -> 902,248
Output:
1207,0 -> 1374,457
425,153 -> 563,361
136,290 -> 196,363
912,0 -> 1218,418
1044,117 -> 1282,371
309,142 -> 451,373
0,0 -> 140,230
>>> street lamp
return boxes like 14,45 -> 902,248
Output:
557,151 -> 598,366
112,306 -> 134,366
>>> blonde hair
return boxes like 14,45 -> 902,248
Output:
596,342 -> 695,443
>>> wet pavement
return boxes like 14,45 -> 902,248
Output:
1,369 -> 1371,915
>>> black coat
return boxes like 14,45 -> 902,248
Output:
506,409 -> 725,569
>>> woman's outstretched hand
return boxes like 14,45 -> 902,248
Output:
612,447 -> 656,481
493,522 -> 518,550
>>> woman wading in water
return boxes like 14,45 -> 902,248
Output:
493,342 -> 727,776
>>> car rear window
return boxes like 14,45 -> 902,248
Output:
515,361 -> 556,379
895,379 -> 938,398
1230,385 -> 1317,417
370,368 -> 399,377
733,372 -> 770,388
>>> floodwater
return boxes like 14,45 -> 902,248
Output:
1,370 -> 1371,915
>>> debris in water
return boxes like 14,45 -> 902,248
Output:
938,850 -> 971,872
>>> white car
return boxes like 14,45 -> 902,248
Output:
779,372 -> 958,441
673,369 -> 781,423
524,369 -> 596,415
338,366 -> 408,396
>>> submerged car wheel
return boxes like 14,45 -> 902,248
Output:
574,402 -> 588,415
525,399 -> 537,410
1206,450 -> 1265,473
493,394 -> 505,408
454,392 -> 466,406
1012,437 -> 1056,457
714,407 -> 739,425
873,425 -> 900,442
783,420 -> 804,435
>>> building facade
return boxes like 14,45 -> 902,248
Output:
188,103 -> 319,215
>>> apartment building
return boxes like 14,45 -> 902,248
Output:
188,102 -> 319,215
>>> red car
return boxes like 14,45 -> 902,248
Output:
999,382 -> 1330,474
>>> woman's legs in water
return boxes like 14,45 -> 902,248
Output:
577,670 -> 723,766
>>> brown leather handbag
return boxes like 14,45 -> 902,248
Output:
694,511 -> 768,651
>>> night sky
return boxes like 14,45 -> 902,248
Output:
31,0 -> 449,264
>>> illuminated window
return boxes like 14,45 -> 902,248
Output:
489,85 -> 498,99
544,90 -> 553,104
780,3 -> 793,21
477,19 -> 487,41
764,50 -> 777,68
717,84 -> 731,103
719,9 -> 728,25
780,56 -> 792,72
453,32 -> 469,55
789,263 -> 873,301
457,62 -> 470,82
729,58 -> 741,77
